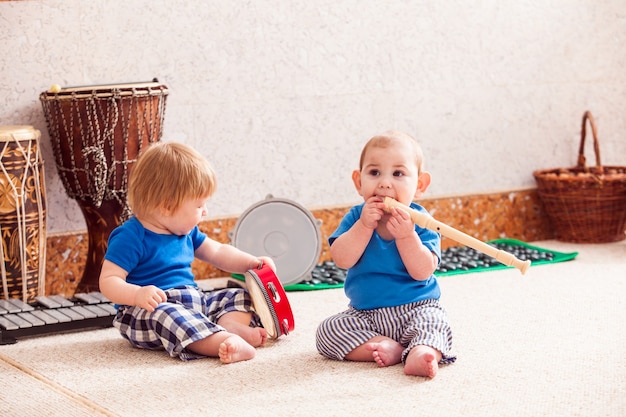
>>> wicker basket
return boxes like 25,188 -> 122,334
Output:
533,111 -> 626,243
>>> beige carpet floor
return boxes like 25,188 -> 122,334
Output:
1,240 -> 624,417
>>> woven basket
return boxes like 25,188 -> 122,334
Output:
533,111 -> 626,243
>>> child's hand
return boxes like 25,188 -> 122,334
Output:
134,285 -> 167,312
360,196 -> 385,229
256,256 -> 277,273
386,206 -> 416,240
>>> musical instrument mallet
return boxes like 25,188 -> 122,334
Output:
383,197 -> 531,274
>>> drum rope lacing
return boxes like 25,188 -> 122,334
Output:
40,85 -> 167,221
0,134 -> 46,301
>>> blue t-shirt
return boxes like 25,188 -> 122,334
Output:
104,217 -> 207,291
330,202 -> 442,310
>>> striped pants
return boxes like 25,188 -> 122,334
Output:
113,286 -> 260,361
316,299 -> 456,364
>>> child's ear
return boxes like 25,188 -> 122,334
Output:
159,204 -> 173,216
414,171 -> 431,198
351,169 -> 363,194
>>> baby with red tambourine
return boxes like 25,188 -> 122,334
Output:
99,142 -> 275,364
315,131 -> 456,378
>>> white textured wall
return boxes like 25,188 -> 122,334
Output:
1,0 -> 626,234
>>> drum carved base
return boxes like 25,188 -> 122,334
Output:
76,200 -> 125,293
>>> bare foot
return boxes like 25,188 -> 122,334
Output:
404,345 -> 441,378
222,322 -> 267,347
364,340 -> 404,367
218,312 -> 268,347
218,335 -> 256,364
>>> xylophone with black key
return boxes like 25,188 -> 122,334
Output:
0,292 -> 116,345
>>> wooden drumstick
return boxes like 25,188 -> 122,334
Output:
383,197 -> 531,275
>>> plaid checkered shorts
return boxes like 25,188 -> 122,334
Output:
113,286 -> 260,361
315,299 -> 456,364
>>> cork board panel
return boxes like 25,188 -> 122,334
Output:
193,217 -> 238,279
44,233 -> 88,297
41,189 -> 554,296
421,190 -> 553,249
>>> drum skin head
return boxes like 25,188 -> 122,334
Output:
0,126 -> 40,141
230,195 -> 322,286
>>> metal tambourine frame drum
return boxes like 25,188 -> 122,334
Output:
40,81 -> 168,292
244,265 -> 294,339
229,195 -> 322,286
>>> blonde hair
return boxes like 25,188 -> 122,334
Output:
128,142 -> 217,217
359,130 -> 425,174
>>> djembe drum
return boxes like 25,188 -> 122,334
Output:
0,126 -> 47,303
40,81 -> 168,292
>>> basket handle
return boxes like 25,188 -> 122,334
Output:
577,111 -> 603,174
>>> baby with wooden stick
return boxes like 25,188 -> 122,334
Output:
315,130 -> 456,378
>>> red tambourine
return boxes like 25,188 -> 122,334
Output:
245,265 -> 295,339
